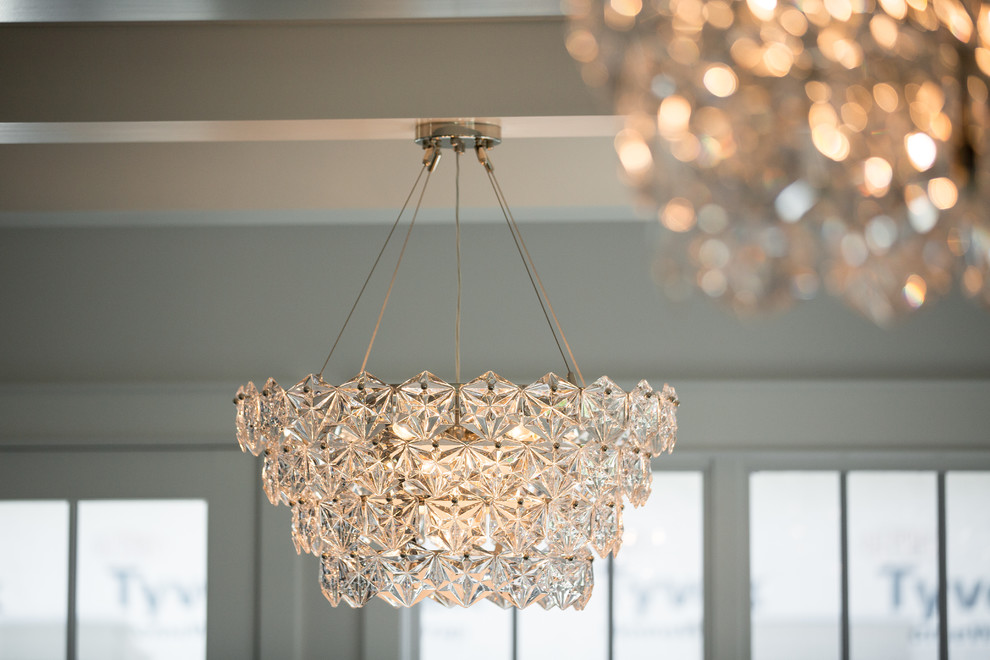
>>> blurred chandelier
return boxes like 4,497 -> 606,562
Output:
233,120 -> 679,610
566,0 -> 990,324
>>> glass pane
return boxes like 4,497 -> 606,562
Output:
947,472 -> 990,660
750,471 -> 840,660
615,471 -> 703,660
0,500 -> 69,660
419,598 -> 511,660
848,471 -> 937,660
518,560 -> 608,660
76,499 -> 208,660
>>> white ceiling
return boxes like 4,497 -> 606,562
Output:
2,15 -> 990,387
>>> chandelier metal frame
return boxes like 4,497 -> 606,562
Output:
233,119 -> 679,610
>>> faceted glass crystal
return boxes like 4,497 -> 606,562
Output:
235,371 -> 678,609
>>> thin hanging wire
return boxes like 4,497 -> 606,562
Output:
477,147 -> 582,385
482,149 -> 586,386
359,160 -> 435,374
319,163 -> 429,377
454,148 -> 462,384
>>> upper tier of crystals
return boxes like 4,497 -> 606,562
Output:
235,370 -> 677,609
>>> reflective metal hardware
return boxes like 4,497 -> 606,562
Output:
415,119 -> 502,150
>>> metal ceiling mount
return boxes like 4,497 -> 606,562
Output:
414,119 -> 502,150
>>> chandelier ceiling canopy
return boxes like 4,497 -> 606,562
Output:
233,120 -> 679,610
566,0 -> 990,325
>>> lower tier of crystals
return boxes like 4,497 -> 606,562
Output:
319,549 -> 595,609
235,370 -> 678,609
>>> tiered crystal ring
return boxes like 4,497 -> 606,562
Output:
235,370 -> 677,609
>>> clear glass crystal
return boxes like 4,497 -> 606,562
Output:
238,371 -> 678,609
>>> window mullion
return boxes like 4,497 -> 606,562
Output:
607,554 -> 614,660
839,471 -> 849,660
937,472 -> 948,660
709,457 -> 750,660
511,605 -> 518,660
66,498 -> 78,660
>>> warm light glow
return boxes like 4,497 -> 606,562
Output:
963,266 -> 984,296
870,14 -> 900,50
566,29 -> 600,63
863,157 -> 893,196
658,95 -> 692,137
610,0 -> 643,17
670,133 -> 702,162
873,83 -> 900,112
660,198 -> 697,232
811,110 -> 851,162
878,0 -> 908,19
818,29 -> 863,68
780,8 -> 809,35
903,274 -> 927,308
927,177 -> 958,209
906,184 -> 938,233
703,64 -> 739,97
705,0 -> 734,28
934,0 -> 973,42
806,81 -> 831,103
905,132 -> 937,171
763,42 -> 795,77
824,0 -> 853,21
615,130 -> 654,176
747,0 -> 777,21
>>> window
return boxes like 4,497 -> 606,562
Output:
417,470 -> 705,659
750,470 -> 990,660
0,501 -> 70,660
750,472 -> 841,660
76,500 -> 208,660
419,599 -> 512,660
0,448 -> 265,660
0,498 -> 208,660
417,461 -> 990,660
946,473 -> 990,660
614,471 -> 703,659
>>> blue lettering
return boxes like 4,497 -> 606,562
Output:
112,567 -> 135,607
954,579 -> 982,611
915,580 -> 939,620
881,564 -> 912,610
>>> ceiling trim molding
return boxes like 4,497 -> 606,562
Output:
0,116 -> 623,145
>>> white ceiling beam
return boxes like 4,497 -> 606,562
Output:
0,116 -> 623,144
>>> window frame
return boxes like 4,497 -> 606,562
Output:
0,448 -> 258,660
742,451 -> 990,660
409,450 -> 990,660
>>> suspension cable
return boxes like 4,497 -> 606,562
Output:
318,162 -> 430,377
359,156 -> 436,373
477,145 -> 583,385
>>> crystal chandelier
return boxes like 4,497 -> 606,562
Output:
565,0 -> 990,324
233,120 -> 679,610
